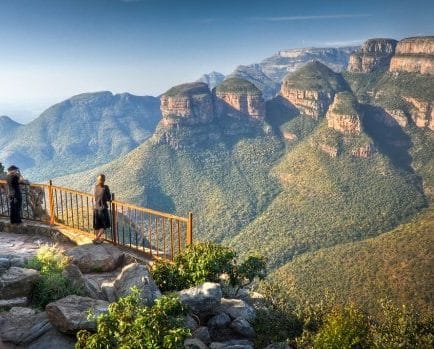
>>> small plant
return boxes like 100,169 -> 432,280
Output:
26,245 -> 83,308
151,241 -> 266,294
76,287 -> 191,349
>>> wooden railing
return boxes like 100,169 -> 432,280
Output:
0,179 -> 193,260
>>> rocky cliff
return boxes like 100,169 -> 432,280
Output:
215,78 -> 265,120
348,38 -> 397,73
0,116 -> 22,147
231,46 -> 357,100
197,71 -> 225,90
160,82 -> 215,126
403,97 -> 434,131
389,36 -> 434,74
280,61 -> 348,119
326,92 -> 362,134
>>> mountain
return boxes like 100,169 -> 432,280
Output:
57,37 -> 432,283
230,46 -> 358,100
272,206 -> 434,318
0,116 -> 22,147
197,71 -> 225,89
0,92 -> 161,180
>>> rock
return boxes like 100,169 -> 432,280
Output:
26,328 -> 75,349
348,38 -> 397,73
280,62 -> 346,119
46,295 -> 109,334
229,318 -> 255,338
403,96 -> 434,131
215,78 -> 265,120
207,313 -> 231,329
263,342 -> 295,349
215,299 -> 256,323
111,263 -> 161,304
389,36 -> 434,75
185,338 -> 209,349
160,82 -> 215,127
352,143 -> 377,158
326,92 -> 362,135
184,314 -> 200,331
210,340 -> 254,349
0,308 -> 52,345
0,267 -> 39,299
62,263 -> 86,290
193,326 -> 212,345
198,71 -> 226,90
0,258 -> 10,273
179,282 -> 222,314
0,297 -> 28,309
64,243 -> 124,273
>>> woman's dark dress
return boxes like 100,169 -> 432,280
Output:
6,173 -> 22,224
93,184 -> 111,230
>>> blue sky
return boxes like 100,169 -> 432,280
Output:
0,0 -> 433,122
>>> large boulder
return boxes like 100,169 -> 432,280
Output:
229,318 -> 255,338
105,263 -> 161,304
64,243 -> 124,273
26,328 -> 76,349
0,267 -> 40,299
0,307 -> 52,345
210,340 -> 254,349
215,299 -> 256,323
46,295 -> 109,334
179,282 -> 222,314
207,313 -> 231,329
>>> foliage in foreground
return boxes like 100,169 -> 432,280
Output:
26,245 -> 84,308
254,281 -> 434,349
151,241 -> 266,294
76,288 -> 190,349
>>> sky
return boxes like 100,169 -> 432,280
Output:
0,0 -> 433,123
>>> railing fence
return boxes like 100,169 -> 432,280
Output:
0,179 -> 192,260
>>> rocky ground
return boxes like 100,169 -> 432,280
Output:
0,221 -> 279,349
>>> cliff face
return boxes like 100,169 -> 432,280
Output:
389,36 -> 434,75
280,61 -> 348,119
326,92 -> 362,134
215,78 -> 265,120
348,38 -> 397,73
403,97 -> 434,131
160,82 -> 215,126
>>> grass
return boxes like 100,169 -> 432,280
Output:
216,77 -> 262,94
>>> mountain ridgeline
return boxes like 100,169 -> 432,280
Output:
0,92 -> 161,180
40,36 -> 434,317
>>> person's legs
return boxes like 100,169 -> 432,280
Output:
95,228 -> 105,242
9,196 -> 21,224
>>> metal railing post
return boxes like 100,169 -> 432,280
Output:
187,212 -> 193,246
111,193 -> 117,245
48,180 -> 55,225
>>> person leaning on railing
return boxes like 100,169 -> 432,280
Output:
93,174 -> 111,244
6,165 -> 29,225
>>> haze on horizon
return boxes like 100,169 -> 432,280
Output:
0,0 -> 433,123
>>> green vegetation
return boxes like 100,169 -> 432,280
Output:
282,61 -> 348,93
216,77 -> 261,94
76,288 -> 190,349
151,241 -> 266,294
164,82 -> 210,97
271,207 -> 434,318
342,68 -> 387,103
229,118 -> 425,268
26,245 -> 84,308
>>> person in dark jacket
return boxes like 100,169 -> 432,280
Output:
6,165 -> 29,224
93,174 -> 111,244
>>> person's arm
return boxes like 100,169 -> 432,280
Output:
18,175 -> 29,185
105,186 -> 111,202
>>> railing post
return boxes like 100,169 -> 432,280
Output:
111,193 -> 117,245
186,212 -> 193,246
48,180 -> 55,225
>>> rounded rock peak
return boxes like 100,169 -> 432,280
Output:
215,77 -> 261,95
163,82 -> 211,98
282,61 -> 347,93
360,38 -> 398,54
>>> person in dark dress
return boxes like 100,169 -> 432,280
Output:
6,165 -> 29,224
93,174 -> 111,243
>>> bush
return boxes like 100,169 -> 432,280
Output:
151,242 -> 266,294
76,288 -> 190,349
26,245 -> 83,308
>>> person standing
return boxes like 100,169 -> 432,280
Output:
6,165 -> 28,224
93,174 -> 111,243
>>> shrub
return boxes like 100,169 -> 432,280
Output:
26,245 -> 83,308
305,304 -> 369,349
76,288 -> 190,349
369,300 -> 434,349
151,242 -> 266,293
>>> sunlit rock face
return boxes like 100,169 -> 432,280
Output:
348,38 -> 398,73
389,36 -> 434,75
